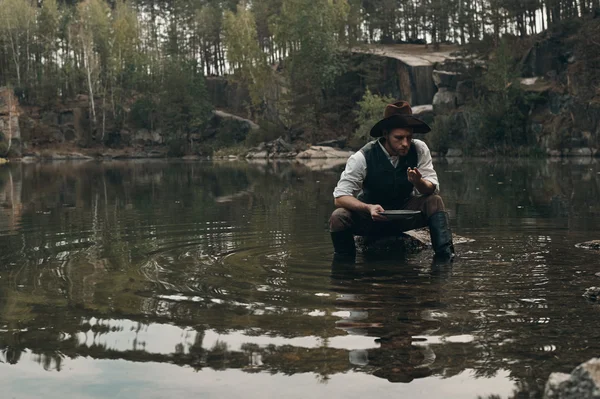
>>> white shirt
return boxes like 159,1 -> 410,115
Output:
333,139 -> 439,198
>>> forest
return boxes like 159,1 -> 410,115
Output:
0,0 -> 599,154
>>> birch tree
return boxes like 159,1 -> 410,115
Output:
0,0 -> 35,87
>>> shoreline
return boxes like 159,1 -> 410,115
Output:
3,152 -> 600,164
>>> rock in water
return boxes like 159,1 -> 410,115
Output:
583,287 -> 600,301
576,241 -> 600,250
355,234 -> 426,255
355,228 -> 474,255
544,358 -> 600,399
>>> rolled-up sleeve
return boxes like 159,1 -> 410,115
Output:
333,152 -> 366,198
414,139 -> 440,195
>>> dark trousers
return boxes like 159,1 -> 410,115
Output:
329,194 -> 446,236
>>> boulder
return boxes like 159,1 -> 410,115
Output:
445,148 -> 463,157
355,228 -> 474,255
433,88 -> 462,114
547,149 -> 562,157
133,129 -> 163,146
267,137 -> 294,153
575,240 -> 600,250
246,150 -> 268,159
433,70 -> 461,89
294,157 -> 349,171
42,152 -> 94,161
316,137 -> 347,148
568,148 -> 593,157
583,287 -> 600,301
544,358 -> 600,399
296,146 -> 353,159
412,104 -> 434,125
246,137 -> 298,159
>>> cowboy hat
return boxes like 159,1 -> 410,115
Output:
370,101 -> 431,137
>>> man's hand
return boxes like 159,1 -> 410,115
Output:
367,204 -> 388,221
407,167 -> 422,184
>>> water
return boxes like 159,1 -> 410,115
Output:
1,158 -> 599,399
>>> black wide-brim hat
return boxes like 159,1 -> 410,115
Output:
370,101 -> 431,137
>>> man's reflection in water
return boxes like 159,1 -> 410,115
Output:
330,254 -> 452,383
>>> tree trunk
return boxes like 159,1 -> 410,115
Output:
83,42 -> 97,124
101,83 -> 106,142
6,90 -> 12,155
517,13 -> 526,37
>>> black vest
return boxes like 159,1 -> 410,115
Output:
358,140 -> 418,209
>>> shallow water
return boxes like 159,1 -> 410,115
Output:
1,158 -> 599,399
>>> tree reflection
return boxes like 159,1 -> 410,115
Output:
0,159 -> 599,399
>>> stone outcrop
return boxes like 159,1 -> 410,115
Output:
351,44 -> 458,106
544,358 -> 600,399
430,58 -> 479,115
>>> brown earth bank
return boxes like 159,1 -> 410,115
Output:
1,17 -> 599,160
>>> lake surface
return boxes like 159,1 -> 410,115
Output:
1,157 -> 600,399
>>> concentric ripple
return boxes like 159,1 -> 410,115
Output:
1,159 -> 600,399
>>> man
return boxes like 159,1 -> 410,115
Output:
329,100 -> 454,261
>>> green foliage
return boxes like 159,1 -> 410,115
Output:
166,137 -> 187,157
245,119 -> 284,147
130,97 -> 156,130
459,39 -> 533,153
158,60 -> 212,142
428,114 -> 459,153
223,4 -> 271,107
273,0 -> 348,91
350,89 -> 395,148
0,0 -> 594,153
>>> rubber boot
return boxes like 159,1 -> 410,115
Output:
330,231 -> 356,262
428,211 -> 455,262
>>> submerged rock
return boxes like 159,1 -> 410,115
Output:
544,358 -> 600,399
576,240 -> 600,250
355,234 -> 426,255
355,227 -> 474,255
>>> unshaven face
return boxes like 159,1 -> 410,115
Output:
383,128 -> 413,156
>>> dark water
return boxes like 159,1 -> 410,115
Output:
1,158 -> 600,399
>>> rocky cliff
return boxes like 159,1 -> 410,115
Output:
427,17 -> 600,156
